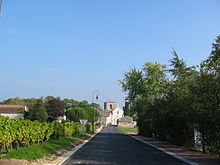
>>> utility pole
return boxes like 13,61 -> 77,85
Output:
0,0 -> 2,16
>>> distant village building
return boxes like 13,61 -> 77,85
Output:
99,101 -> 124,126
0,105 -> 29,119
118,116 -> 137,128
104,101 -> 118,111
56,115 -> 67,123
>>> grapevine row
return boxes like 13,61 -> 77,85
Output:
0,117 -> 87,152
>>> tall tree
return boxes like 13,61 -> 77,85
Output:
195,36 -> 220,153
202,36 -> 220,75
27,100 -> 48,122
46,98 -> 64,121
169,49 -> 194,79
119,67 -> 145,116
142,62 -> 167,100
138,62 -> 167,136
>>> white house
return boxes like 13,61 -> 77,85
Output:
0,105 -> 29,119
99,101 -> 124,126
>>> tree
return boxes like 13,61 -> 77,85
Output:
27,100 -> 48,122
86,107 -> 99,122
46,98 -> 64,121
119,62 -> 168,136
119,36 -> 220,155
142,62 -> 167,100
62,98 -> 79,110
123,101 -> 133,116
65,106 -> 99,124
3,97 -> 24,105
138,62 -> 167,136
202,36 -> 220,75
169,49 -> 194,79
193,36 -> 220,154
79,100 -> 91,109
43,96 -> 57,103
66,107 -> 88,122
166,52 -> 198,144
119,67 -> 145,116
1,97 -> 39,111
23,98 -> 39,111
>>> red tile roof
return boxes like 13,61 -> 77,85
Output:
0,105 -> 29,114
105,100 -> 116,103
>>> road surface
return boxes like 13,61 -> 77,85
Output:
62,126 -> 187,165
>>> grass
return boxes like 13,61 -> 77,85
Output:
117,127 -> 138,135
0,133 -> 91,161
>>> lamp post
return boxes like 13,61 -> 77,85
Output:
91,90 -> 100,133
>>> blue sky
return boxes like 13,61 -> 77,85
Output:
0,0 -> 219,107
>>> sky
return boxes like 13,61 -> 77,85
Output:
0,0 -> 219,108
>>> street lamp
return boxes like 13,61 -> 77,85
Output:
91,90 -> 100,133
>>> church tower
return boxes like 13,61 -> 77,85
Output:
104,101 -> 118,111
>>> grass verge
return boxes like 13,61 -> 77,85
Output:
117,127 -> 138,135
0,133 -> 91,161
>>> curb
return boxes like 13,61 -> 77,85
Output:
58,127 -> 103,165
129,135 -> 199,165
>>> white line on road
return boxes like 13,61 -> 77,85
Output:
129,135 -> 199,165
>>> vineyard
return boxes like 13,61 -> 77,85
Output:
0,117 -> 88,152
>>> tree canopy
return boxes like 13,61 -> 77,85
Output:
26,100 -> 48,122
66,107 -> 88,122
119,36 -> 220,155
0,97 -> 101,126
46,98 -> 65,121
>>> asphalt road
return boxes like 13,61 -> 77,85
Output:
62,126 -> 187,165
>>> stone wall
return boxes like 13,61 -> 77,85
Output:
118,121 -> 137,128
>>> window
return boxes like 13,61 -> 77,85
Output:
110,104 -> 112,109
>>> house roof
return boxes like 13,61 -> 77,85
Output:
105,100 -> 116,103
100,111 -> 110,117
0,105 -> 29,114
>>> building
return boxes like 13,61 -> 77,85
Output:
99,110 -> 110,126
56,115 -> 67,123
0,105 -> 29,119
99,101 -> 124,126
104,101 -> 118,111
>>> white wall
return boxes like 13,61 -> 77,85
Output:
110,107 -> 124,125
106,114 -> 112,125
101,105 -> 124,126
0,113 -> 24,119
